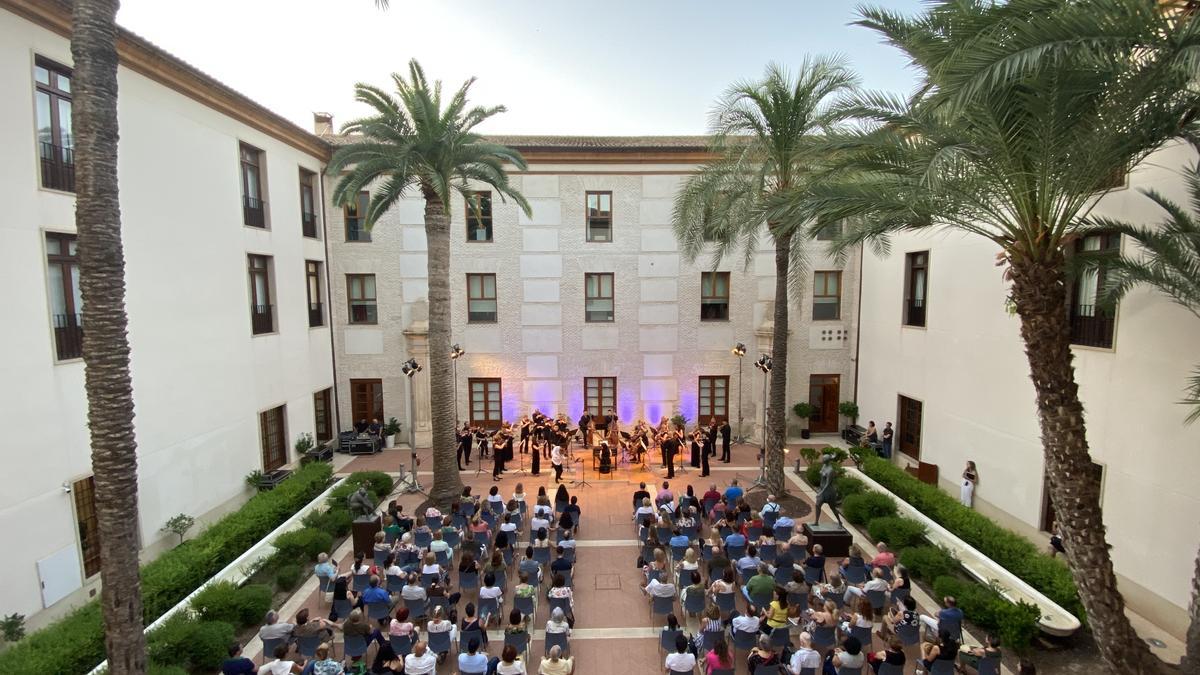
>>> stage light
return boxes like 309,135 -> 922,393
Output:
450,344 -> 465,359
754,354 -> 773,373
401,358 -> 423,377
731,342 -> 747,356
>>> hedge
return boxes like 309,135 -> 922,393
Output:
860,456 -> 1082,619
190,582 -> 272,628
933,575 -> 1041,651
146,614 -> 235,672
899,545 -> 958,581
273,527 -> 334,561
0,462 -> 333,675
842,492 -> 897,526
866,516 -> 926,549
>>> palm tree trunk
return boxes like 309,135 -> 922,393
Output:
71,1 -> 147,674
1008,256 -> 1164,674
765,231 -> 791,497
1183,544 -> 1200,672
422,187 -> 464,507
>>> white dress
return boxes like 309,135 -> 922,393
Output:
960,471 -> 975,507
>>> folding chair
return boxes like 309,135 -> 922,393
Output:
343,634 -> 368,661
544,630 -> 569,656
260,637 -> 284,664
843,565 -> 868,585
731,628 -> 757,652
504,631 -> 529,656
930,661 -> 958,675
514,594 -> 535,619
714,591 -> 736,615
659,628 -> 682,654
427,630 -> 452,657
651,594 -> 675,620
389,634 -> 413,657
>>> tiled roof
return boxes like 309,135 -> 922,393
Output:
328,133 -> 712,152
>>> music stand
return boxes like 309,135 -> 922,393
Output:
511,444 -> 528,477
571,457 -> 592,488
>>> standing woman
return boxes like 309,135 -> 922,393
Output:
492,430 -> 509,481
530,439 -> 541,476
551,443 -> 565,483
690,431 -> 702,468
961,461 -> 978,508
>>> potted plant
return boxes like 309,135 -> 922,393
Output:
670,410 -> 688,431
383,417 -> 402,448
838,401 -> 860,432
792,401 -> 816,439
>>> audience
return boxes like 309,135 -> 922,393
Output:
496,644 -> 527,675
746,634 -> 779,672
258,642 -> 303,675
403,640 -> 437,675
664,633 -> 697,673
458,637 -> 488,674
868,636 -> 907,673
539,644 -> 574,675
220,642 -> 255,675
870,542 -> 896,568
789,632 -> 821,674
832,635 -> 865,670
705,636 -> 734,674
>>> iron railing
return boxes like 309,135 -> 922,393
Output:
53,312 -> 83,360
905,298 -> 926,327
308,302 -> 324,328
40,142 -> 75,192
243,196 -> 266,228
302,211 -> 317,238
251,304 -> 274,335
1069,304 -> 1115,349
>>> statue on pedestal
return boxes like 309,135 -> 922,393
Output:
813,454 -> 844,527
348,485 -> 376,520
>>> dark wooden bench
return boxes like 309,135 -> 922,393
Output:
842,424 -> 866,445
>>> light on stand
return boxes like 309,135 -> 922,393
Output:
401,358 -> 423,378
752,353 -> 772,489
731,343 -> 747,443
450,344 -> 465,425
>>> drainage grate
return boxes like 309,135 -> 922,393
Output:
594,574 -> 621,590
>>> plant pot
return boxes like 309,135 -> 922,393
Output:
385,434 -> 396,449
801,429 -> 811,439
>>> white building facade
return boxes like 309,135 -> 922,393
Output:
0,1 -> 335,627
322,132 -> 860,450
854,141 -> 1200,636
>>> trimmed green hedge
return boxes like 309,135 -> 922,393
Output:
867,516 -> 926,549
190,581 -> 272,628
146,614 -> 235,672
860,456 -> 1082,619
842,492 -> 897,525
273,527 -> 334,561
899,545 -> 958,581
0,462 -> 333,675
933,576 -> 1041,651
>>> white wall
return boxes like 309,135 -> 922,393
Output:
855,141 -> 1200,635
327,162 -> 859,441
0,11 -> 333,626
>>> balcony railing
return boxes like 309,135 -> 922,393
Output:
40,142 -> 75,193
251,304 -> 274,335
1069,304 -> 1115,348
243,196 -> 266,228
346,220 -> 371,242
53,312 -> 83,360
905,298 -> 926,327
302,211 -> 318,238
349,304 -> 377,324
308,302 -> 324,328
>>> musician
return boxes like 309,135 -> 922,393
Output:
690,430 -> 702,468
476,428 -> 490,460
551,443 -> 565,483
661,431 -> 677,479
354,418 -> 369,434
607,415 -> 621,449
519,415 -> 533,454
457,422 -> 473,470
492,428 -> 510,481
719,418 -> 732,462
577,411 -> 592,442
368,418 -> 382,436
599,440 -> 613,474
700,431 -> 711,478
531,437 -> 542,476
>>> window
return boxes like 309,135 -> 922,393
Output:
586,191 -> 613,242
345,191 -> 371,242
584,377 -> 616,418
469,378 -> 503,429
812,271 -> 842,320
34,56 -> 74,192
815,220 -> 842,241
259,405 -> 287,471
240,143 -> 266,228
299,169 -> 318,238
897,395 -> 923,460
72,475 -> 101,578
1070,232 -> 1121,349
313,388 -> 333,443
347,274 -> 377,324
306,261 -> 324,328
46,232 -> 83,360
467,273 -> 497,323
248,255 -> 274,335
584,272 -> 614,322
466,191 -> 493,242
698,376 -> 729,424
350,379 -> 384,427
701,271 -> 730,321
904,251 -> 928,327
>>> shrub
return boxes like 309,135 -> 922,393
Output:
273,527 -> 334,561
190,582 -> 272,627
860,456 -> 1082,619
932,576 -> 1041,650
0,461 -> 332,675
147,664 -> 189,675
329,470 -> 393,504
835,476 -> 867,498
842,492 -> 897,526
303,507 -> 353,537
146,615 -> 235,672
899,545 -> 958,580
867,516 -> 926,549
276,564 -> 303,591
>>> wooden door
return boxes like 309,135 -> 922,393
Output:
698,376 -> 729,424
897,395 -> 923,459
808,375 -> 840,433
350,379 -> 384,426
260,405 -> 287,471
469,378 -> 503,429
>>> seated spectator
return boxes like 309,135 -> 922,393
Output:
870,542 -> 896,568
514,571 -> 539,617
551,547 -> 573,575
429,529 -> 451,558
484,550 -> 508,580
373,531 -> 392,558
846,567 -> 890,602
495,644 -> 527,675
424,503 -> 442,520
458,637 -> 489,675
505,608 -> 529,646
328,576 -> 360,620
664,633 -> 697,673
313,553 -> 337,584
774,543 -> 795,573
382,514 -> 403,541
761,494 -> 781,516
960,634 -> 1002,674
810,600 -> 838,634
789,632 -> 822,674
920,629 -> 960,670
381,553 -> 403,580
460,602 -> 488,647
531,511 -> 551,535
783,569 -> 808,599
762,586 -> 790,633
736,545 -> 762,576
258,642 -> 304,675
645,548 -> 670,582
746,635 -> 778,672
680,570 -> 705,608
459,551 -> 480,579
724,529 -> 747,553
309,643 -> 342,675
724,479 -> 744,503
891,565 -> 912,598
394,533 -> 420,570
425,606 -> 454,662
643,572 -> 678,600
564,496 -> 582,528
635,497 -> 657,523
669,527 -> 690,550
500,513 -> 519,538
708,567 -> 736,600
804,544 -> 826,575
705,637 -> 734,674
707,546 -> 732,582
539,645 -> 574,675
404,640 -> 437,675
479,573 -> 505,623
292,608 -> 335,641
258,610 -> 294,644
361,575 -> 390,607
786,530 -> 809,551
559,530 -> 577,550
821,573 -> 848,606
702,483 -> 722,508
545,606 -> 573,635
731,605 -> 761,635
841,543 -> 867,574
533,527 -> 552,550
676,547 -> 701,577
740,511 -> 764,538
774,512 -> 795,530
883,595 -> 920,639
657,481 -> 675,505
868,636 -> 907,673
400,573 -> 427,602
341,608 -> 372,640
920,595 -> 963,636
220,641 -> 255,675
519,548 -> 543,584
487,485 -> 505,511
632,482 -> 651,511
389,607 -> 416,638
743,563 -> 775,604
548,573 -> 574,613
832,636 -> 865,670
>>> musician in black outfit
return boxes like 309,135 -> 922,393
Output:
689,431 -> 701,468
477,429 -> 490,460
519,416 -> 531,454
700,434 -> 711,477
457,422 -> 473,470
661,432 -> 677,479
492,430 -> 509,481
531,437 -> 541,476
717,417 -> 732,462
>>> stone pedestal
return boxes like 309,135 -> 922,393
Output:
803,522 -> 853,558
351,517 -> 382,559
403,321 -> 433,448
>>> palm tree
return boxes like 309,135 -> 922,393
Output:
799,1 -> 1198,671
329,60 -> 530,507
672,58 -> 858,497
1083,162 -> 1200,669
71,0 -> 148,673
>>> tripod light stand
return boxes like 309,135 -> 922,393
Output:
450,344 -> 465,425
752,353 -> 773,488
399,357 -> 426,495
731,342 -> 747,443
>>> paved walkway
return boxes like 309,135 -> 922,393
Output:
246,441 -> 992,674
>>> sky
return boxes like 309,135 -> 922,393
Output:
115,0 -> 928,136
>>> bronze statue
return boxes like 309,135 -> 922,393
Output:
813,454 -> 844,527
348,484 -> 375,520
